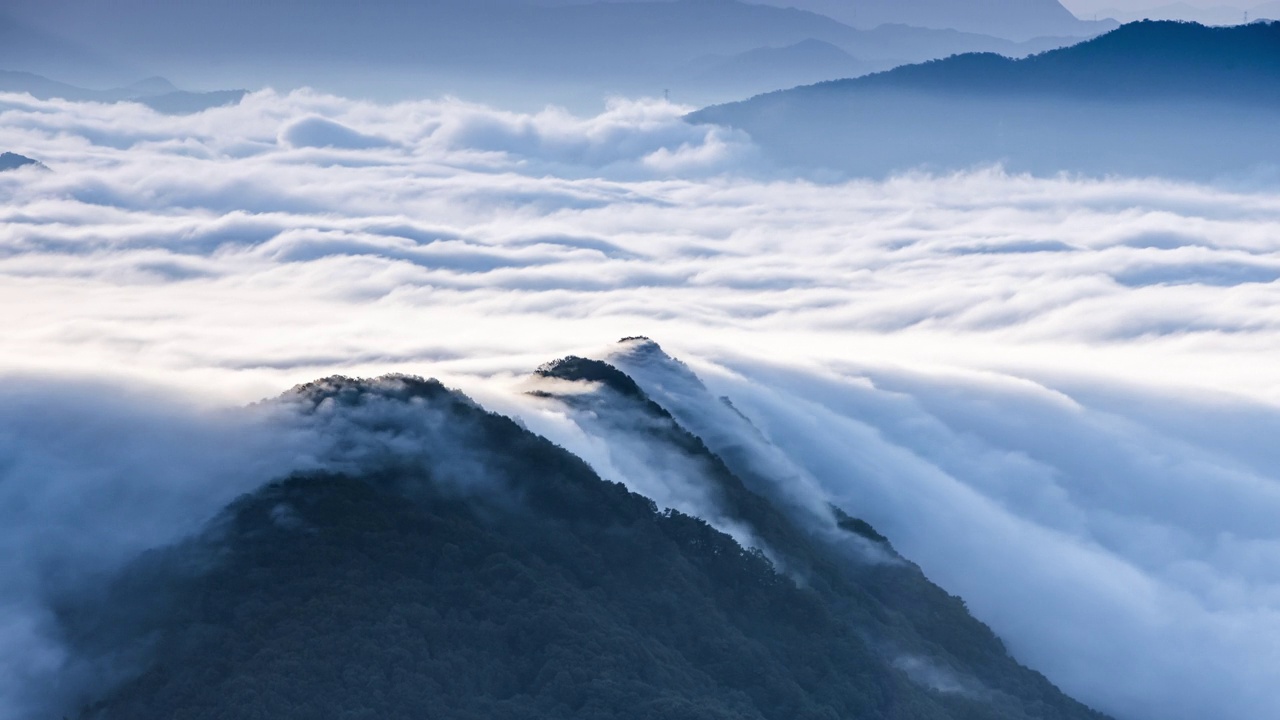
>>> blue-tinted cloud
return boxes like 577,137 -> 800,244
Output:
3,89 -> 1280,720
280,115 -> 395,150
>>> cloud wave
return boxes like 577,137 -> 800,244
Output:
3,89 -> 1280,720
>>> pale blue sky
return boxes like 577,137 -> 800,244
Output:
1061,0 -> 1275,17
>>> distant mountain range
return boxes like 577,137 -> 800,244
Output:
1088,1 -> 1280,25
0,71 -> 246,114
54,339 -> 1112,720
689,21 -> 1280,179
686,39 -> 869,92
749,0 -> 1117,40
851,18 -> 1280,103
0,0 -> 1108,107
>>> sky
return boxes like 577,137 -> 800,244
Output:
1063,0 -> 1241,8
1061,0 -> 1275,19
4,85 -> 1280,720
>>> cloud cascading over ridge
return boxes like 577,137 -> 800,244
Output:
3,89 -> 1280,720
687,355 -> 1280,720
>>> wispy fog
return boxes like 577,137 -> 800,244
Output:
697,356 -> 1280,720
0,378 -> 310,718
3,90 -> 1280,720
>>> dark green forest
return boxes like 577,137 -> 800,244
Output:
59,369 -> 1111,720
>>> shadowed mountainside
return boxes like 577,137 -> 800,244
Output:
748,0 -> 1116,41
688,20 -> 1280,179
53,347 -> 1111,720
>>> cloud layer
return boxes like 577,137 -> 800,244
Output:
692,356 -> 1280,720
3,89 -> 1280,720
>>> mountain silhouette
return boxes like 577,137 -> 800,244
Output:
0,152 -> 43,171
750,0 -> 1116,41
684,39 -> 868,92
849,19 -> 1280,103
2,0 -> 1102,107
0,70 -> 246,114
51,346 -> 1112,720
688,21 -> 1280,179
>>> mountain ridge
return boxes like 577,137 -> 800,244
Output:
2,0 -> 1103,107
842,19 -> 1280,103
0,70 -> 247,114
50,346 -> 1113,720
687,21 -> 1280,179
748,0 -> 1117,40
0,151 -> 44,171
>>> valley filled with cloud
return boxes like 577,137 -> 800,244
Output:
4,89 -> 1280,720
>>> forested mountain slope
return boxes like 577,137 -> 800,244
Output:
57,353 -> 1111,720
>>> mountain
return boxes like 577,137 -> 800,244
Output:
849,19 -> 1280,103
0,152 -> 43,171
688,21 -> 1280,179
0,70 -> 246,114
48,342 -> 1111,720
1,0 -> 1097,108
0,70 -> 88,100
749,0 -> 1117,41
684,40 -> 869,101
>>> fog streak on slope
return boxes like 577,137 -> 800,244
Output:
0,379 -> 312,719
0,373 -> 599,719
701,357 -> 1280,720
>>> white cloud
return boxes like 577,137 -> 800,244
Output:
697,356 -> 1280,720
3,89 -> 1280,720
280,115 -> 396,149
0,376 -> 313,719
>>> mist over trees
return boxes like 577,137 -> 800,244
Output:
49,363 -> 1111,720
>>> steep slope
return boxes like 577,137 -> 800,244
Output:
55,365 -> 1112,720
688,21 -> 1280,178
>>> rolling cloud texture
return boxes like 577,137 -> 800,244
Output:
3,90 -> 1280,720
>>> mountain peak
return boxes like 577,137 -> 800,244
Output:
52,348 -> 1115,720
0,152 -> 45,171
616,334 -> 670,358
281,374 -> 455,411
534,355 -> 647,400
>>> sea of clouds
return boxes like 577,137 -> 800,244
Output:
3,89 -> 1280,720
